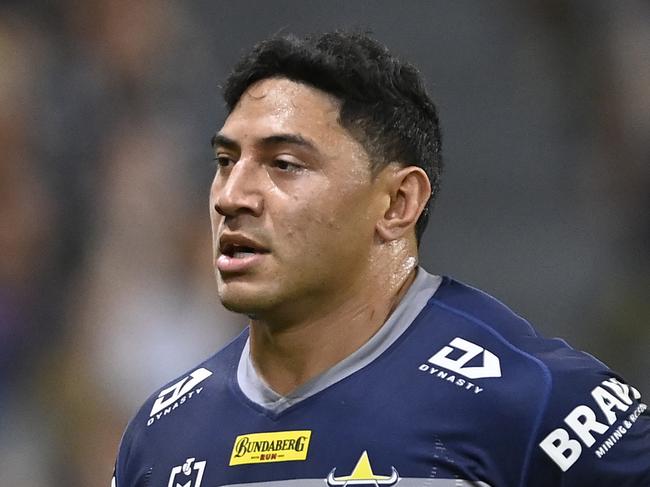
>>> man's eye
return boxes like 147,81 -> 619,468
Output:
273,159 -> 302,172
214,156 -> 233,168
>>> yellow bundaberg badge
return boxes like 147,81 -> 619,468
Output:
229,430 -> 312,465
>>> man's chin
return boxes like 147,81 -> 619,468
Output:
219,298 -> 259,316
217,287 -> 274,317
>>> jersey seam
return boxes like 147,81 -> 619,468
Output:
429,298 -> 553,487
229,367 -> 286,419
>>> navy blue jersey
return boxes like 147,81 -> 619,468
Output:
113,269 -> 650,487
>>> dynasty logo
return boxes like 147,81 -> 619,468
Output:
418,337 -> 501,395
326,451 -> 399,486
229,430 -> 311,466
148,368 -> 212,426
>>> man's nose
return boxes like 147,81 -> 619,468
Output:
212,159 -> 264,218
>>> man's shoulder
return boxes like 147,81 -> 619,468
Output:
414,276 -> 639,419
424,276 -> 540,343
422,276 -> 610,382
420,277 -> 649,482
123,328 -> 248,436
113,329 -> 249,484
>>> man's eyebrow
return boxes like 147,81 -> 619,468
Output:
211,133 -> 238,150
211,132 -> 319,153
259,133 -> 318,152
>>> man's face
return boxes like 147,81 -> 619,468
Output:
210,78 -> 386,321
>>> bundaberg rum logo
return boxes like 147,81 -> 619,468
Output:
229,430 -> 311,466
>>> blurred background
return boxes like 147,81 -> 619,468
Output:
0,0 -> 648,485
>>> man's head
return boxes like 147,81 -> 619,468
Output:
210,32 -> 443,322
223,31 -> 443,242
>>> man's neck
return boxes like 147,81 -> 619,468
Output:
248,259 -> 418,396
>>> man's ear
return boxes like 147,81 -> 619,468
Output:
375,165 -> 431,242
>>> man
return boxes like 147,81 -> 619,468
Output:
113,32 -> 649,487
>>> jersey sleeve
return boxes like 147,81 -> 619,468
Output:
112,401 -> 154,487
526,351 -> 650,486
113,417 -> 138,487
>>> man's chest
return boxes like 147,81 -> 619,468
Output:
135,391 -> 498,487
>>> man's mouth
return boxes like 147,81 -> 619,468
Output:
219,232 -> 269,254
217,234 -> 269,273
221,244 -> 261,259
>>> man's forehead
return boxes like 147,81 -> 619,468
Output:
219,78 -> 349,149
228,78 -> 341,123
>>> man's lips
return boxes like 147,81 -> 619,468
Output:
216,252 -> 266,273
217,233 -> 269,273
219,232 -> 269,254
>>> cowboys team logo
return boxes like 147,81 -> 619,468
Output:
326,451 -> 399,486
167,457 -> 206,487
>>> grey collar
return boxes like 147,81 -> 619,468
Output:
236,267 -> 442,414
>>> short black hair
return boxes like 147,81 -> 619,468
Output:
223,31 -> 443,245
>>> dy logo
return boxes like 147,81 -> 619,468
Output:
428,337 -> 501,379
167,458 -> 206,487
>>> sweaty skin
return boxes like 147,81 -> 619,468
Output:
210,78 -> 430,394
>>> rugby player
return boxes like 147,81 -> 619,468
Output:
113,31 -> 650,486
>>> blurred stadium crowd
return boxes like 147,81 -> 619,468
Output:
0,1 -> 648,486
